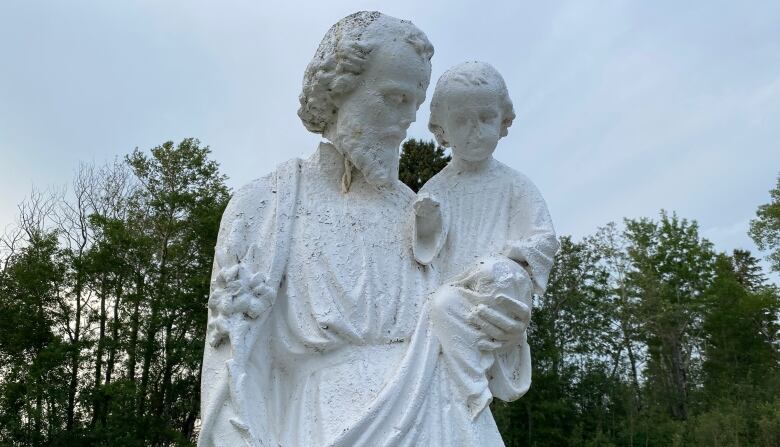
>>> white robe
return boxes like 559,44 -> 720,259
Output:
199,144 -> 534,446
415,157 -> 560,418
417,158 -> 559,294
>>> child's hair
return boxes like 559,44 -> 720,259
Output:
428,61 -> 516,148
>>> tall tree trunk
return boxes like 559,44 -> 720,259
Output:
138,240 -> 168,424
154,320 -> 174,416
669,336 -> 688,420
34,381 -> 43,444
66,273 -> 83,431
526,402 -> 533,447
137,300 -> 158,419
625,334 -> 642,410
181,354 -> 203,441
105,280 -> 123,385
92,275 -> 107,426
126,273 -> 143,382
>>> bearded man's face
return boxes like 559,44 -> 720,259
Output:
330,38 -> 431,187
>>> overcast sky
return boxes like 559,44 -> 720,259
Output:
1,0 -> 779,278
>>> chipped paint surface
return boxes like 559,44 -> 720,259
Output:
199,13 -> 557,447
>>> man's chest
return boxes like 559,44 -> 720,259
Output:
295,201 -> 407,260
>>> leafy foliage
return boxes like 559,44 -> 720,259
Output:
1,145 -> 778,446
398,139 -> 450,192
0,139 -> 228,446
750,174 -> 780,273
494,211 -> 780,447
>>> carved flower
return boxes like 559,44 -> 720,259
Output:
206,264 -> 276,347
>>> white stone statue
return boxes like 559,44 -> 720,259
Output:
414,61 -> 560,419
198,12 -> 558,447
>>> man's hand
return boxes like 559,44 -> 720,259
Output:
465,293 -> 531,351
433,255 -> 533,353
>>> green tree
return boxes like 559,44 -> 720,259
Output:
494,236 -> 619,446
701,251 -> 779,399
0,231 -> 69,446
750,173 -> 780,273
398,139 -> 450,192
686,250 -> 780,446
0,139 -> 229,446
123,138 -> 229,444
624,212 -> 715,423
4,139 -> 779,446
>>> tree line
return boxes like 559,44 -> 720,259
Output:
0,138 -> 778,446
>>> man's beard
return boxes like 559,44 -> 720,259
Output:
331,116 -> 400,188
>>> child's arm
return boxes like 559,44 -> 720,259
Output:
502,175 -> 560,295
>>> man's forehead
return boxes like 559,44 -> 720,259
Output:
372,78 -> 428,93
364,40 -> 430,80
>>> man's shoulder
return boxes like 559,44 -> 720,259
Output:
228,158 -> 302,213
391,179 -> 418,203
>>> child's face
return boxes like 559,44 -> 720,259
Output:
443,87 -> 504,162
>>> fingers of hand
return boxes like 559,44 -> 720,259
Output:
477,339 -> 502,351
468,306 -> 512,341
450,266 -> 483,289
495,294 -> 531,324
476,304 -> 523,335
414,195 -> 438,210
459,288 -> 492,306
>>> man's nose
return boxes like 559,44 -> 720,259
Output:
400,103 -> 416,128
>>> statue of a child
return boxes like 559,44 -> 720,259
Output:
414,61 -> 559,418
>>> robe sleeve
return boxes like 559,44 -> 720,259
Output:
204,173 -> 281,347
490,172 -> 559,403
199,172 -> 283,447
501,174 -> 560,296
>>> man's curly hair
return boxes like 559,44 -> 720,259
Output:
298,11 -> 434,136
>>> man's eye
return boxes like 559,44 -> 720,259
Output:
385,93 -> 405,104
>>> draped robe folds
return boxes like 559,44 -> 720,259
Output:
415,158 -> 560,418
199,144 -> 551,446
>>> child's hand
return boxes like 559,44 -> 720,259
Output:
414,192 -> 441,219
413,193 -> 445,265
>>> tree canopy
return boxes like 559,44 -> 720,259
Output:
0,140 -> 777,446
